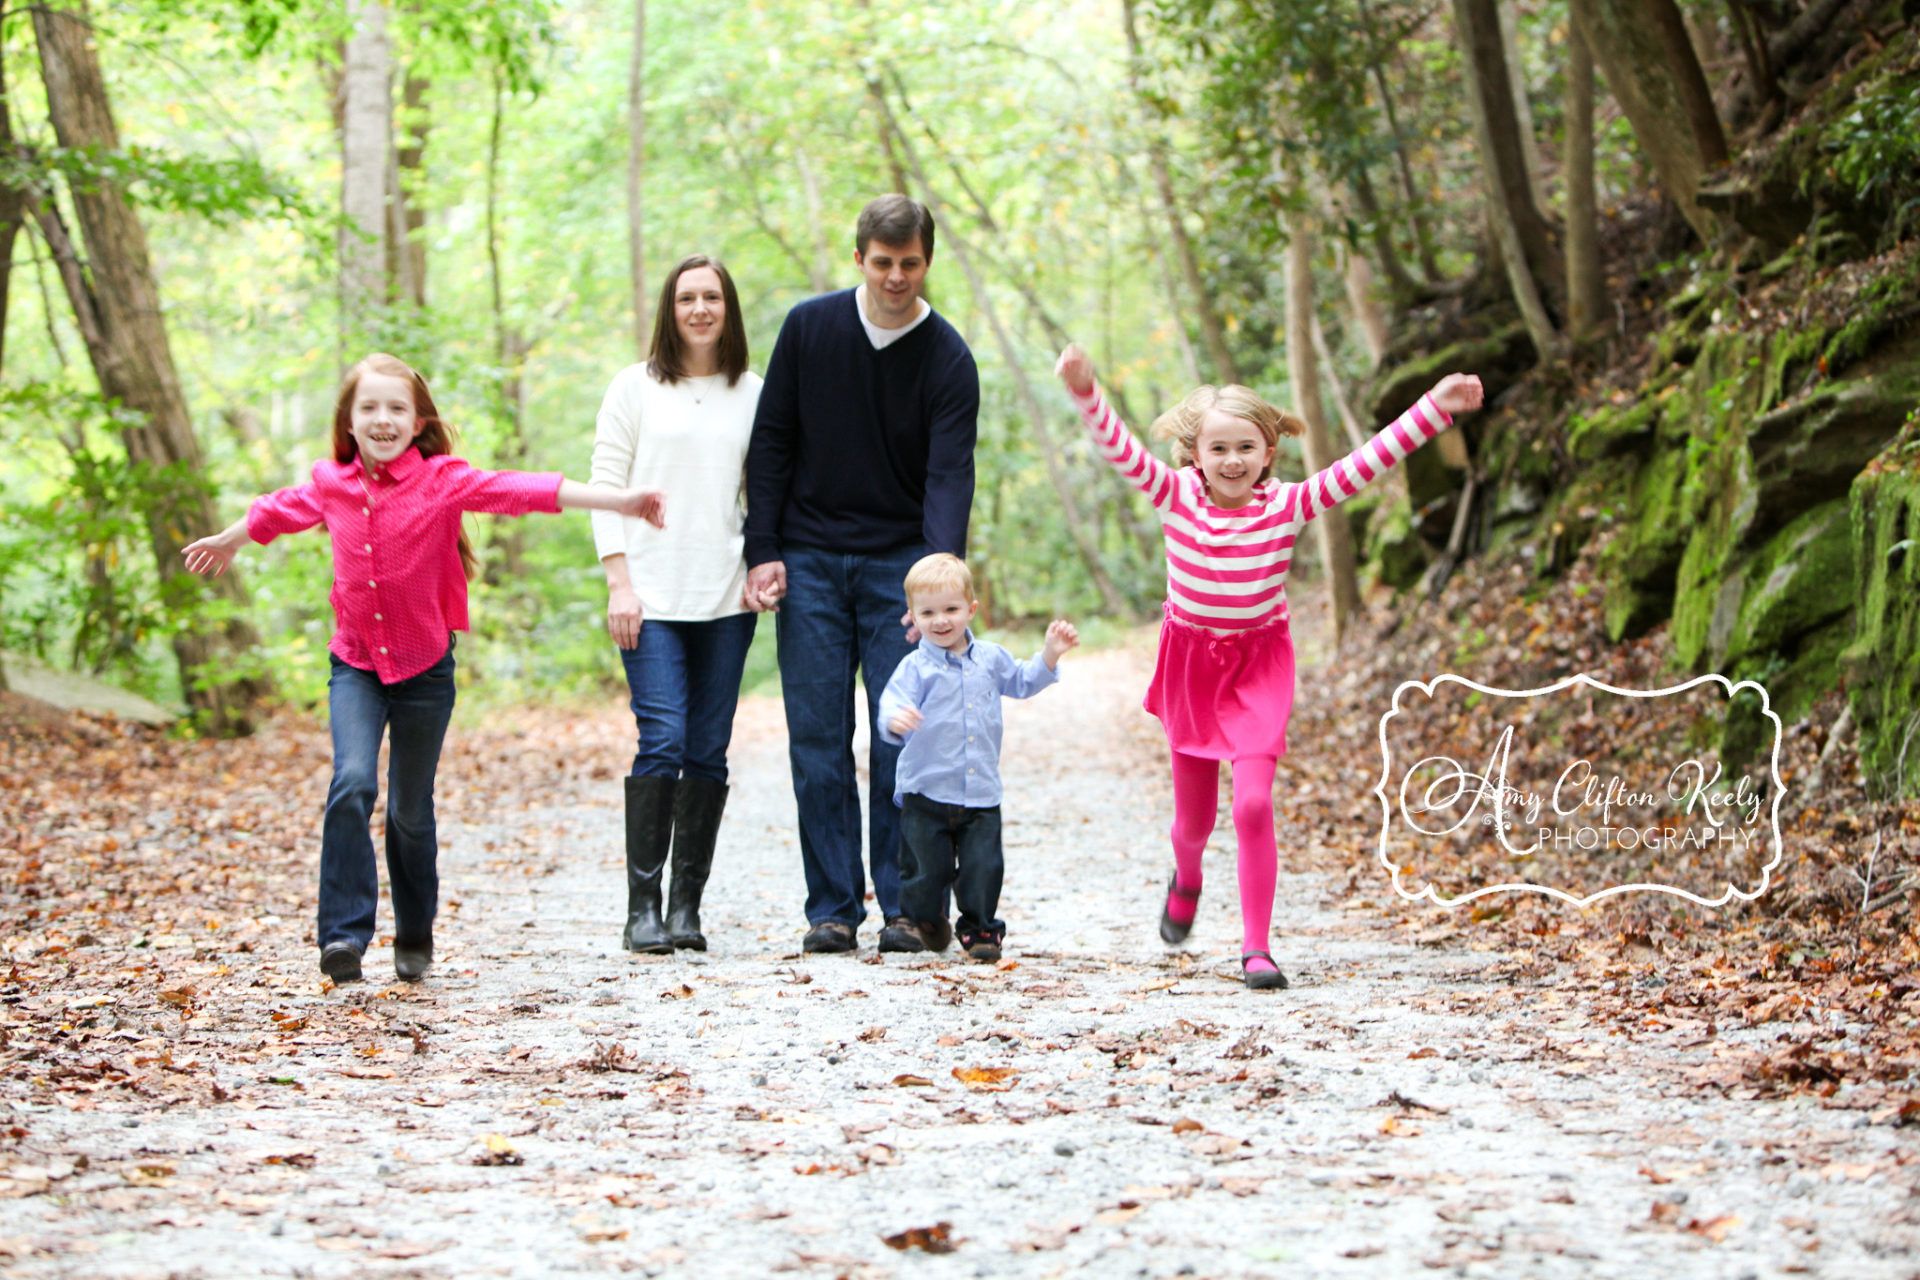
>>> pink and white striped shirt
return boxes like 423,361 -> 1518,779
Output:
1072,386 -> 1451,633
247,447 -> 563,682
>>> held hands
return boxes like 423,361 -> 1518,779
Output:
181,526 -> 246,578
745,561 -> 786,612
1054,344 -> 1096,397
1429,374 -> 1485,417
607,584 -> 643,650
887,705 -> 925,738
1042,619 -> 1080,668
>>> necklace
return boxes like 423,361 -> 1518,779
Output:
687,373 -> 721,405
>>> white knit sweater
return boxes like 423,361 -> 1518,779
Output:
589,364 -> 762,621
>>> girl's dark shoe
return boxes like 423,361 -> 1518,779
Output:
1241,949 -> 1289,990
667,779 -> 728,950
622,776 -> 676,954
958,928 -> 1002,964
393,938 -> 433,982
1159,873 -> 1201,945
320,941 -> 363,984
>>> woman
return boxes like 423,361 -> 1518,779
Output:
590,255 -> 761,953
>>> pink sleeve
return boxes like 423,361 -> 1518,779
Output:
431,457 -> 565,515
1073,386 -> 1177,511
1296,392 -> 1451,522
246,480 -> 325,544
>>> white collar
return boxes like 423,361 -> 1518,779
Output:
856,286 -> 931,349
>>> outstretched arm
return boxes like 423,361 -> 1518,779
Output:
558,479 -> 665,526
1295,374 -> 1483,522
185,478 -> 324,575
182,518 -> 252,577
1055,344 -> 1178,510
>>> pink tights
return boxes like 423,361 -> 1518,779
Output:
1167,750 -> 1279,971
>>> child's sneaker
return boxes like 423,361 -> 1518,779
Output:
919,917 -> 953,953
958,928 -> 1002,964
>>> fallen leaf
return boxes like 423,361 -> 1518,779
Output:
952,1066 -> 1018,1092
882,1221 -> 957,1253
1686,1215 -> 1738,1243
1170,1117 -> 1204,1135
892,1074 -> 935,1089
1378,1116 -> 1423,1137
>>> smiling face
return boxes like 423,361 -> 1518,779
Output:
673,265 -> 726,371
348,370 -> 421,469
855,237 -> 929,329
1194,407 -> 1275,509
911,585 -> 978,653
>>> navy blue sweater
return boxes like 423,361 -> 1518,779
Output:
744,290 -> 978,566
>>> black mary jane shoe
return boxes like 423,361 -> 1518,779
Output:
1241,949 -> 1290,991
1159,873 -> 1201,945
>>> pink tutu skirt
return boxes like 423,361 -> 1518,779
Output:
1143,603 -> 1296,760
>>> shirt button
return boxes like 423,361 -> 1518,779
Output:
369,580 -> 377,588
374,614 -> 383,621
364,543 -> 372,552
362,507 -> 370,515
967,767 -> 975,774
379,647 -> 388,654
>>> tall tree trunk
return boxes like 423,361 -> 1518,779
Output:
0,52 -> 27,377
1564,23 -> 1607,345
1356,0 -> 1443,282
1496,0 -> 1552,217
390,66 -> 427,307
1285,220 -> 1361,645
1122,0 -> 1241,385
486,73 -> 526,583
1454,0 -> 1562,357
1335,238 -> 1389,368
626,0 -> 647,356
1345,162 -> 1427,305
341,0 -> 391,340
32,0 -> 270,731
794,147 -> 834,294
1569,0 -> 1726,244
869,81 -> 1134,620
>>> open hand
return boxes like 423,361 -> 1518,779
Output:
1054,344 -> 1095,397
181,530 -> 241,578
1042,619 -> 1079,667
887,706 -> 924,737
901,610 -> 920,645
1430,374 -> 1485,417
619,488 -> 667,527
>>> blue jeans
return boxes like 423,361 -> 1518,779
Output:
320,643 -> 457,953
776,542 -> 923,928
899,794 -> 1005,939
616,612 -> 757,780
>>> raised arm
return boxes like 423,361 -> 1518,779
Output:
1294,374 -> 1483,523
1054,344 -> 1178,510
877,661 -> 929,744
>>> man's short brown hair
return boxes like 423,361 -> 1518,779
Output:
856,195 -> 935,260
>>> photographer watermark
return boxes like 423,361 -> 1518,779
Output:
1374,673 -> 1785,908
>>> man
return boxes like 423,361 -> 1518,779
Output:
744,194 -> 979,955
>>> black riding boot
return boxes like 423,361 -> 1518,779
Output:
667,779 -> 728,950
622,775 -> 675,954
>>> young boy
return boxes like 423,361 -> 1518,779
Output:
877,553 -> 1078,962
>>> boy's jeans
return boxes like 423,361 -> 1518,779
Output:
774,543 -> 922,930
898,794 -> 1005,939
319,643 -> 456,954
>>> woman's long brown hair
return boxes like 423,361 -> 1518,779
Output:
332,353 -> 479,580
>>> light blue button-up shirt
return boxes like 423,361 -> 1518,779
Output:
877,631 -> 1059,808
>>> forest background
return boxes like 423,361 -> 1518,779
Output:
0,0 -> 1915,763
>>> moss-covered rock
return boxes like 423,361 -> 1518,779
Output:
1842,410 -> 1920,795
1599,446 -> 1691,640
1366,325 -> 1534,426
1568,397 -> 1662,463
1722,499 -> 1854,668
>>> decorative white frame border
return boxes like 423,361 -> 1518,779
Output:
1374,672 -> 1786,908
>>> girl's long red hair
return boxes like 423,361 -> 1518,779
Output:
332,353 -> 479,580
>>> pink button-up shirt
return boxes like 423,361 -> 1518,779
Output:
247,447 -> 563,683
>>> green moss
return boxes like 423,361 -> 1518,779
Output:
1843,410 -> 1920,795
1567,398 -> 1661,462
1820,251 -> 1920,376
1724,499 -> 1855,665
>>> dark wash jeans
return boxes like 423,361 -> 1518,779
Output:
774,542 -> 923,929
899,794 -> 1006,939
616,611 -> 757,781
319,642 -> 457,953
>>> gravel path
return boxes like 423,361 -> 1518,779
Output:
4,641 -> 1916,1278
